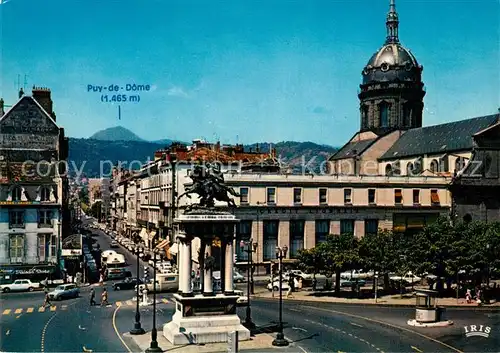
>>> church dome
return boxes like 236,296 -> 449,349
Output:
362,43 -> 422,84
361,0 -> 423,85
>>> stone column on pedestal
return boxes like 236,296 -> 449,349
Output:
203,241 -> 213,296
224,237 -> 234,295
180,239 -> 193,296
198,238 -> 205,294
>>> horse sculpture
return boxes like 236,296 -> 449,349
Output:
177,164 -> 240,209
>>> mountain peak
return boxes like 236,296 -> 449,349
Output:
89,126 -> 144,141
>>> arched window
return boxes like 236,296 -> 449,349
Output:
430,159 -> 439,173
361,105 -> 369,128
403,103 -> 413,127
406,162 -> 414,176
41,187 -> 51,202
379,102 -> 389,127
12,186 -> 22,201
385,164 -> 393,176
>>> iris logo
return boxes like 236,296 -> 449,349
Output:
464,324 -> 492,338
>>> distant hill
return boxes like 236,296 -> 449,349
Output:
89,126 -> 144,141
69,127 -> 338,177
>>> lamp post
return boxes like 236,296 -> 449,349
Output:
146,244 -> 162,353
241,238 -> 257,330
272,245 -> 289,347
130,243 -> 145,335
486,243 -> 490,287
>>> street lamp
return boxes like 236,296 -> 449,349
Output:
486,244 -> 490,287
130,242 -> 145,335
272,245 -> 289,347
146,244 -> 162,353
240,238 -> 257,330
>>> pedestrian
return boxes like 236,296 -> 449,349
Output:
43,288 -> 52,308
101,288 -> 109,306
465,289 -> 472,303
475,287 -> 482,306
90,288 -> 96,306
286,275 -> 294,298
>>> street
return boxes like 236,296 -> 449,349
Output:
1,226 -> 497,352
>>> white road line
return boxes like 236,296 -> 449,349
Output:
350,322 -> 363,327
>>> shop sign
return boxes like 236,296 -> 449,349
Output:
0,201 -> 41,205
0,266 -> 54,275
257,207 -> 359,214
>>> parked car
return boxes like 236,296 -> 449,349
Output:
287,270 -> 312,280
233,271 -> 245,283
110,240 -> 119,248
48,284 -> 80,300
113,277 -> 143,290
1,279 -> 41,293
267,281 -> 292,291
389,272 -> 421,284
340,278 -> 366,287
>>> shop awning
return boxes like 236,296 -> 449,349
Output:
155,239 -> 169,250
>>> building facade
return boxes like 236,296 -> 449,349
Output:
0,87 -> 69,281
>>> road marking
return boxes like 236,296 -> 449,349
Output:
41,313 -> 57,353
14,308 -> 23,314
411,346 -> 423,353
15,315 -> 21,319
116,301 -> 122,307
50,306 -> 57,312
289,308 -> 301,312
161,298 -> 169,304
83,346 -> 93,352
350,322 -> 363,327
27,307 -> 34,313
6,330 -> 10,335
38,307 -> 46,312
112,305 -> 132,353
292,326 -> 307,332
126,300 -> 133,306
302,305 -> 463,353
61,305 -> 68,311
3,309 -> 11,315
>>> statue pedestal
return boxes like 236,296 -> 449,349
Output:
163,293 -> 250,345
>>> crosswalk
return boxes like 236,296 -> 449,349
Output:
2,298 -> 170,316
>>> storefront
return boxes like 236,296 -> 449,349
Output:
0,265 -> 57,284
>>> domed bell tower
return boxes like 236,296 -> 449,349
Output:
358,0 -> 425,134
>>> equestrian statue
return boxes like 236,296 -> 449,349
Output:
177,163 -> 240,210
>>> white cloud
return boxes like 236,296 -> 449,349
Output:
167,86 -> 190,98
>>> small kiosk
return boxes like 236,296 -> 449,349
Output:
407,289 -> 453,327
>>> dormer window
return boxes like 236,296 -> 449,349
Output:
12,186 -> 22,202
41,187 -> 51,202
385,164 -> 393,176
430,159 -> 439,174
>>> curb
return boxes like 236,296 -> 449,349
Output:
253,296 -> 500,312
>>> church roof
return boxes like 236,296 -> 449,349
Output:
330,138 -> 378,160
380,114 -> 499,161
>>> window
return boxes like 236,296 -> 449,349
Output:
236,221 -> 252,261
379,102 -> 389,127
9,211 -> 25,228
413,190 -> 420,204
368,189 -> 376,204
394,189 -> 403,204
289,220 -> 305,258
293,188 -> 302,204
431,190 -> 440,205
41,187 -> 51,201
403,104 -> 412,127
455,157 -> 466,172
344,189 -> 352,204
406,163 -> 414,176
263,221 -> 278,260
10,235 -> 24,263
266,188 -> 276,204
38,210 -> 53,227
50,235 -> 57,257
319,188 -> 327,204
315,220 -> 329,244
39,235 -> 46,261
361,105 -> 369,128
239,187 -> 249,204
340,219 -> 355,235
385,164 -> 393,176
12,186 -> 22,201
430,159 -> 439,174
365,219 -> 378,236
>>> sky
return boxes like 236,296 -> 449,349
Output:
0,0 -> 499,145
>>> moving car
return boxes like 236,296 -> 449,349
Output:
1,279 -> 41,293
113,277 -> 143,290
110,240 -> 119,248
48,284 -> 80,300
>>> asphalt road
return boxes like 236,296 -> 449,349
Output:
2,222 -> 498,352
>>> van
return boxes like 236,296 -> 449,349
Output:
143,273 -> 179,292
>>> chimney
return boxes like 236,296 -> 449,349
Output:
0,98 -> 4,117
19,88 -> 24,99
32,86 -> 55,120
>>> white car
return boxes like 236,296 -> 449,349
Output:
390,272 -> 421,284
287,270 -> 312,280
1,279 -> 41,293
267,281 -> 291,291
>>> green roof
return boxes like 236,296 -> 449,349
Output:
380,114 -> 499,160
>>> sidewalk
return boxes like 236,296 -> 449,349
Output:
124,331 -> 303,353
254,289 -> 500,309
